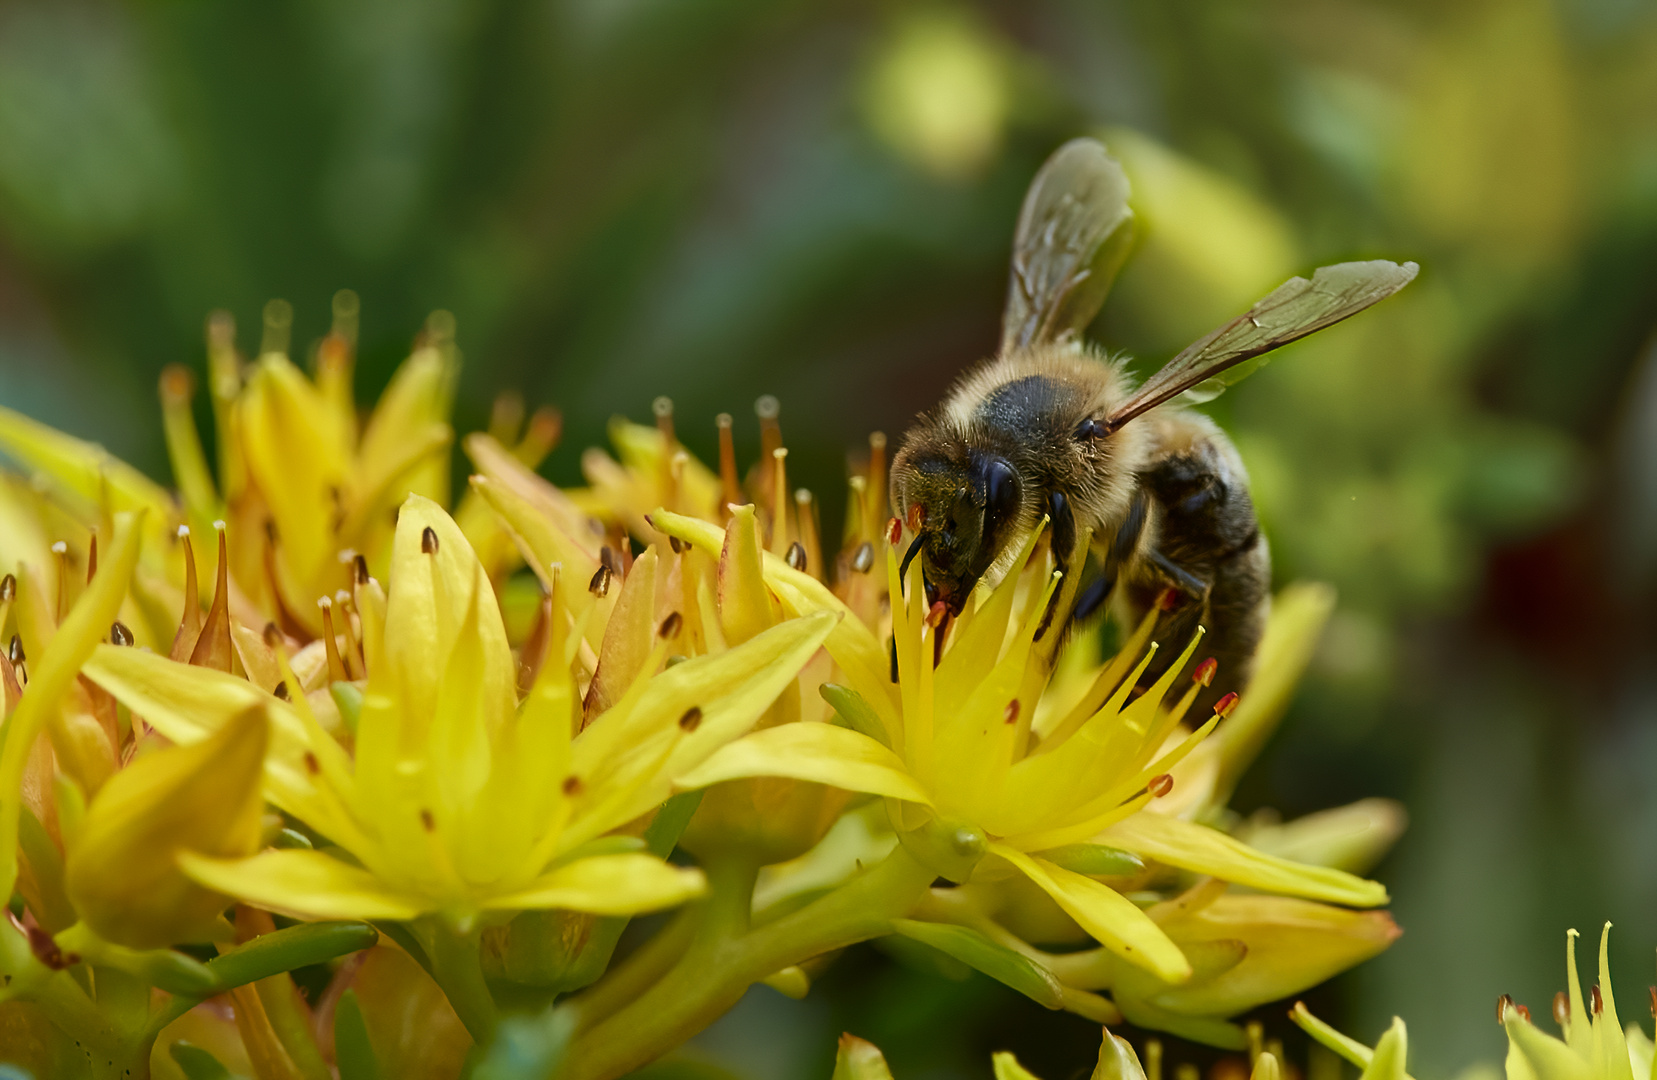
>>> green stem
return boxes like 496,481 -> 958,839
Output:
567,903 -> 698,1029
420,921 -> 500,1046
562,844 -> 934,1080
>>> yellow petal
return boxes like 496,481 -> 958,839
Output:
0,511 -> 144,901
832,1035 -> 896,1080
652,508 -> 898,724
1116,890 -> 1400,1017
362,494 -> 514,774
563,611 -> 838,849
65,706 -> 268,948
355,344 -> 457,508
1099,813 -> 1387,907
483,852 -> 705,914
673,723 -> 932,804
237,354 -> 350,588
179,849 -> 426,922
1091,1030 -> 1150,1080
993,1052 -> 1043,1080
1237,798 -> 1407,876
81,645 -> 364,852
992,843 -> 1191,984
718,505 -> 775,646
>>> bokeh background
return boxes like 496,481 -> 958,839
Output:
3,0 -> 1657,1076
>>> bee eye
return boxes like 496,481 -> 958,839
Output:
982,458 -> 1019,527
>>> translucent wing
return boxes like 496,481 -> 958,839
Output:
1001,138 -> 1135,353
1103,260 -> 1419,433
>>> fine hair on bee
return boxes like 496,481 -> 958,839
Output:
890,137 -> 1417,710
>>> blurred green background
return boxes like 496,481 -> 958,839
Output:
3,0 -> 1657,1076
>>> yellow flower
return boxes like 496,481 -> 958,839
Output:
63,705 -> 267,949
652,508 -> 1387,988
84,496 -> 835,929
1295,923 -> 1651,1080
0,296 -> 482,644
830,1026 -> 1283,1080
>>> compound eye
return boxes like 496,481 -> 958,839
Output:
982,458 -> 1019,530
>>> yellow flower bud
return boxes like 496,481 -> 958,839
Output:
64,705 -> 268,949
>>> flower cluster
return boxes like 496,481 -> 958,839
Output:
0,298 -> 1402,1079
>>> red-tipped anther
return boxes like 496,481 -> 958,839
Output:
1555,990 -> 1571,1026
926,600 -> 948,628
1192,657 -> 1218,687
907,504 -> 927,531
1213,692 -> 1240,718
1591,984 -> 1604,1015
1647,985 -> 1655,1019
1517,1004 -> 1531,1022
1148,774 -> 1174,798
1157,588 -> 1179,611
1497,994 -> 1514,1023
1004,700 -> 1020,725
887,517 -> 903,546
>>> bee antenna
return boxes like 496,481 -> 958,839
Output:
899,534 -> 926,589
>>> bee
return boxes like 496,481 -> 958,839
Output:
890,138 -> 1416,708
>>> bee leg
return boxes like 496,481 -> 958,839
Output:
1069,491 -> 1149,627
1146,548 -> 1208,599
1036,490 -> 1075,640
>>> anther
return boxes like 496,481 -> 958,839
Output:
1648,986 -> 1655,1019
678,706 -> 703,732
589,565 -> 612,597
1498,994 -> 1514,1023
420,809 -> 436,832
1213,692 -> 1240,718
851,541 -> 875,574
926,600 -> 948,628
1554,990 -> 1570,1026
1004,700 -> 1020,725
562,775 -> 583,796
109,622 -> 133,647
421,526 -> 439,554
303,752 -> 320,775
1192,657 -> 1218,687
85,534 -> 97,581
9,635 -> 25,665
669,536 -> 687,554
51,540 -> 67,556
1592,985 -> 1604,1015
353,553 -> 370,585
1148,774 -> 1174,798
887,517 -> 902,546
0,573 -> 13,601
600,546 -> 623,575
1517,1004 -> 1531,1022
263,622 -> 283,647
658,612 -> 683,640
786,541 -> 808,572
273,681 -> 290,701
1157,588 -> 1179,611
907,504 -> 927,531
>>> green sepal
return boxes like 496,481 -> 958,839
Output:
335,989 -> 381,1080
820,683 -> 890,749
890,918 -> 1065,1010
331,681 -> 365,735
644,790 -> 704,857
895,813 -> 985,883
273,828 -> 315,849
54,922 -> 218,996
17,806 -> 74,932
204,920 -> 379,992
1035,844 -> 1146,877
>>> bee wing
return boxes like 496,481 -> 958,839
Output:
1103,259 -> 1419,432
1002,138 -> 1135,353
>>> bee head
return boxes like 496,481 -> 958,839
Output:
891,446 -> 1021,615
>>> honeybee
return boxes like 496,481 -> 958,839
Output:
890,138 -> 1416,707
